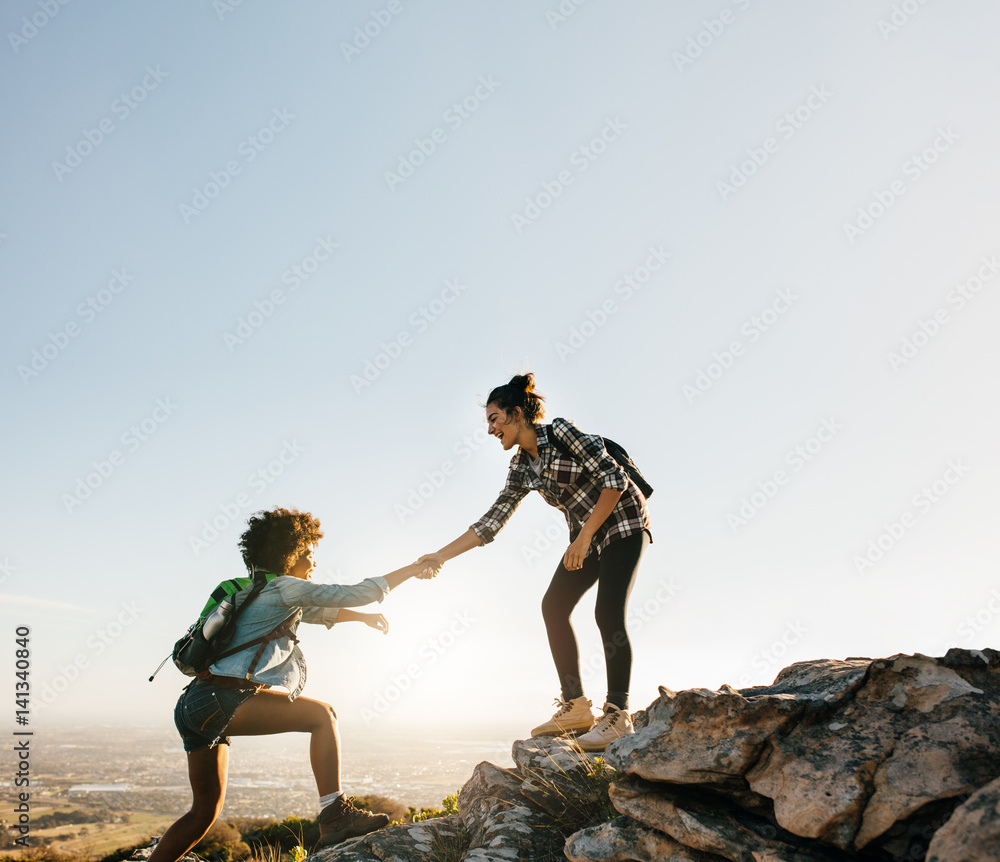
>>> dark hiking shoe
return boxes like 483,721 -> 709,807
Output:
317,796 -> 390,847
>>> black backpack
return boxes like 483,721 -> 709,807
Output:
149,572 -> 299,682
552,434 -> 654,499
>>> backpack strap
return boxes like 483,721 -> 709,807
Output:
550,433 -> 653,499
212,610 -> 302,679
242,611 -> 301,679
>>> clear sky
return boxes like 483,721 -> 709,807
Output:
2,1 -> 999,737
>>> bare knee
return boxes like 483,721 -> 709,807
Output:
307,699 -> 337,730
187,803 -> 222,836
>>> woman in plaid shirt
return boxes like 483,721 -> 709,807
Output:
419,373 -> 651,750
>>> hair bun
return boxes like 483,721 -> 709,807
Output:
509,372 -> 535,393
487,372 -> 545,425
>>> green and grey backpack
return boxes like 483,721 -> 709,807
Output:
149,571 -> 298,681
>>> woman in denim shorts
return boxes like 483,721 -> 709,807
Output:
149,507 -> 438,862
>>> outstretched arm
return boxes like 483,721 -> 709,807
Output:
419,528 -> 483,569
338,609 -> 389,633
381,559 -> 441,590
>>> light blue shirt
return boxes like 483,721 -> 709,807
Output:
208,574 -> 389,699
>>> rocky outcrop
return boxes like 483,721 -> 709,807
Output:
565,815 -> 719,862
318,813 -> 468,861
608,777 -> 851,861
311,736 -> 604,862
926,774 -> 1000,862
605,649 -> 1000,858
310,649 -> 1000,861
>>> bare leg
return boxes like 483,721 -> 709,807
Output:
147,745 -> 228,862
226,690 -> 341,795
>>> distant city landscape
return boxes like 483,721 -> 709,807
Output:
2,725 -> 519,858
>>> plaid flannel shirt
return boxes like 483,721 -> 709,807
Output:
470,417 -> 651,557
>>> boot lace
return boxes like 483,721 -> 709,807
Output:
592,707 -> 622,734
551,698 -> 573,718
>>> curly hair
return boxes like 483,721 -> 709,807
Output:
486,372 -> 546,425
238,507 -> 324,575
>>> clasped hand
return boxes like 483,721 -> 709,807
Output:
414,553 -> 445,579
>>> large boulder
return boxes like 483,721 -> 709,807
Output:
610,776 -> 852,862
609,659 -> 870,792
309,814 -> 467,861
605,650 -> 1000,855
309,736 -> 606,861
512,736 -> 615,822
926,774 -> 1000,862
565,815 -> 722,862
458,759 -> 554,860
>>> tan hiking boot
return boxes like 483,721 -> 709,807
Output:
576,702 -> 634,751
530,696 -> 597,737
317,795 -> 390,847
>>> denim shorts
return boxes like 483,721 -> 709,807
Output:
174,678 -> 258,752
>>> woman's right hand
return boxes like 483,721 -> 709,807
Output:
415,554 -> 445,578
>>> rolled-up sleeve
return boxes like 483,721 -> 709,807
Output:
470,467 -> 530,545
552,417 -> 627,491
300,606 -> 340,628
275,576 -> 390,614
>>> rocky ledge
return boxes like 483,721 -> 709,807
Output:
311,649 -> 1000,861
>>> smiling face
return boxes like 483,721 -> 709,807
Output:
486,402 -> 521,452
287,545 -> 316,579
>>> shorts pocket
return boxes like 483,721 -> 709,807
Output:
178,682 -> 253,746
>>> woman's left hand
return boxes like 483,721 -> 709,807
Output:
362,613 -> 389,634
563,536 -> 591,571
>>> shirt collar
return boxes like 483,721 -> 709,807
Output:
514,423 -> 550,469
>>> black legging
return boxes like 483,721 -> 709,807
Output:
540,530 -> 649,710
